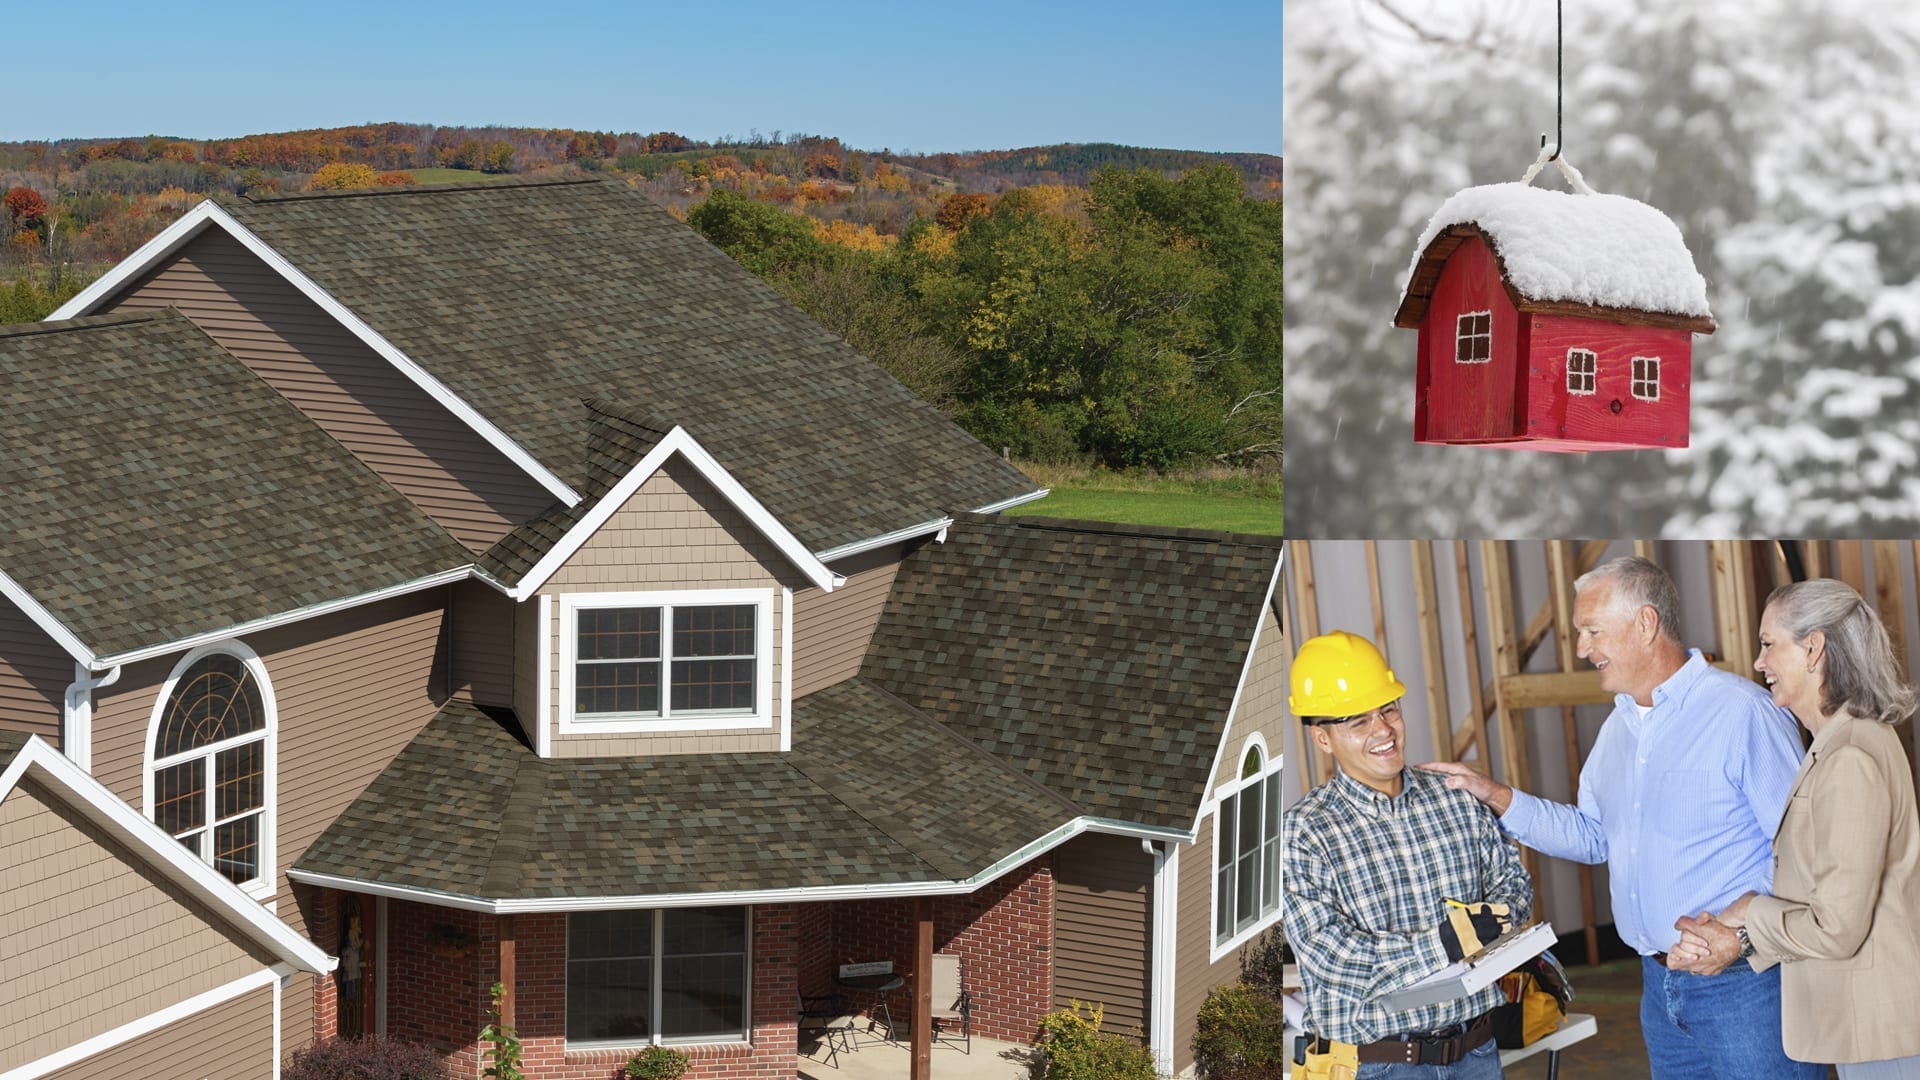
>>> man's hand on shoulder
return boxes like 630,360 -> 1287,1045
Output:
1417,761 -> 1515,815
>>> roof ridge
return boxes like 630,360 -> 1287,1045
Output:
952,510 -> 1283,548
0,309 -> 171,341
231,175 -> 606,204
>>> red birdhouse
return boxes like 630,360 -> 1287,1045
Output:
1394,181 -> 1716,452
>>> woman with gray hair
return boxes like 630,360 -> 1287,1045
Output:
1671,579 -> 1920,1077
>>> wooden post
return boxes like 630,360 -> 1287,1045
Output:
1411,542 -> 1453,763
498,913 -> 516,1029
1452,542 -> 1491,766
912,898 -> 933,1080
1708,542 -> 1759,678
1547,542 -> 1600,966
1289,541 -> 1333,784
1366,540 -> 1390,663
1633,540 -> 1657,561
1468,540 -> 1610,750
1836,542 -> 1867,596
1480,541 -> 1539,884
1873,542 -> 1915,765
1805,540 -> 1828,580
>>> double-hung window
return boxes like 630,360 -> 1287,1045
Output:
559,589 -> 774,733
1214,744 -> 1281,956
567,907 -> 751,1046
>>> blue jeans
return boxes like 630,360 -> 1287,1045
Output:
1356,1034 -> 1502,1079
1640,956 -> 1825,1080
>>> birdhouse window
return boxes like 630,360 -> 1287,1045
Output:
1631,356 -> 1660,401
1566,349 -> 1598,395
1455,311 -> 1492,364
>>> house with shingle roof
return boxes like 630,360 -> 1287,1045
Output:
0,177 -> 1283,1080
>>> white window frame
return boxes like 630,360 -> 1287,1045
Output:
557,589 -> 775,734
141,639 -> 277,902
1631,355 -> 1661,401
1210,733 -> 1282,961
1455,310 -> 1493,364
564,906 -> 754,1050
1566,348 -> 1598,396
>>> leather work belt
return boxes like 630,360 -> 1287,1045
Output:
1651,951 -> 1669,967
1305,1012 -> 1495,1066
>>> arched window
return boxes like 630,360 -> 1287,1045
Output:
1214,736 -> 1281,955
146,644 -> 275,894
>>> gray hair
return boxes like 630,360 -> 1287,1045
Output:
1766,579 -> 1916,726
1575,555 -> 1683,644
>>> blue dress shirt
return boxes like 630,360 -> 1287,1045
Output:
1498,650 -> 1805,955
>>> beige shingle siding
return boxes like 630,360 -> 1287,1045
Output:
97,228 -> 557,552
0,596 -> 66,746
790,543 -> 915,699
41,982 -> 274,1080
1053,832 -> 1153,1034
1207,606 -> 1287,795
0,780 -> 275,1073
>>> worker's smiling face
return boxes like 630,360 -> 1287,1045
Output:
1574,579 -> 1650,696
1311,700 -> 1407,796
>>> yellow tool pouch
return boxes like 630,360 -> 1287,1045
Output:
1296,1038 -> 1359,1080
1491,952 -> 1573,1048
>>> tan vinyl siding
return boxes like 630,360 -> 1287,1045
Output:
1172,813 -> 1248,1075
0,780 -> 277,1073
1053,832 -> 1152,1036
513,591 -> 543,748
543,456 -> 801,757
1208,607 -> 1287,795
790,542 -> 911,698
96,227 -> 555,550
44,982 -> 275,1080
0,595 -> 67,745
451,578 -> 515,707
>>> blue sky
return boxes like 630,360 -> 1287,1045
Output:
3,1 -> 1280,154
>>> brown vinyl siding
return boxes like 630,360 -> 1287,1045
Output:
0,780 -> 276,1073
451,578 -> 515,707
0,595 -> 66,745
790,542 -> 912,698
44,983 -> 275,1080
1053,832 -> 1152,1035
95,227 -> 555,550
543,456 -> 800,757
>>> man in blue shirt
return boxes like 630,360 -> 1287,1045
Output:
1423,556 -> 1817,1080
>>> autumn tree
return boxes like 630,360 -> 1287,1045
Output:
306,162 -> 380,190
934,192 -> 992,232
4,186 -> 48,228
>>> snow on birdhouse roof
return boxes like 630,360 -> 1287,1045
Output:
1396,182 -> 1714,331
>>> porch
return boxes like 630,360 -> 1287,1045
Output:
798,1031 -> 1038,1080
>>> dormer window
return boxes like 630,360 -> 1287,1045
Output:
1455,311 -> 1492,364
1566,349 -> 1597,395
559,589 -> 774,733
1631,355 -> 1660,400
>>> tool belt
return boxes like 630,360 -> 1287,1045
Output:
1491,950 -> 1572,1048
1295,1011 -> 1495,1073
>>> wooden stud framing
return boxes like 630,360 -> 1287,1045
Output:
1479,541 -> 1539,883
1366,541 -> 1390,664
1546,541 -> 1600,965
1411,542 -> 1453,764
1452,542 -> 1491,765
1288,541 -> 1333,785
1874,542 -> 1915,764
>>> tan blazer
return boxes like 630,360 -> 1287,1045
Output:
1747,713 -> 1920,1064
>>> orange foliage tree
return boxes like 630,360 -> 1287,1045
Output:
935,192 -> 993,232
4,186 -> 49,228
306,162 -> 381,190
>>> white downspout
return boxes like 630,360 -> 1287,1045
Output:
63,662 -> 122,774
1143,838 -> 1180,1077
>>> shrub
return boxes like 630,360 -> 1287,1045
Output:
624,1045 -> 690,1079
283,1036 -> 450,1080
1192,984 -> 1287,1080
1238,927 -> 1285,999
1033,1001 -> 1159,1080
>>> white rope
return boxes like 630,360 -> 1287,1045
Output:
1519,142 -> 1598,195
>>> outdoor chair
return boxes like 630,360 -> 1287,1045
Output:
798,991 -> 859,1068
929,952 -> 973,1053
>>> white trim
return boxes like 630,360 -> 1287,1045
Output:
509,426 -> 836,597
273,966 -> 284,1080
780,586 -> 794,752
1566,348 -> 1599,396
0,735 -> 333,973
0,566 -> 94,666
0,967 -> 281,1080
1143,839 -> 1180,1077
806,487 -> 1051,564
288,814 -> 1194,914
1194,558 -> 1282,825
51,201 -> 580,507
1207,742 -> 1284,964
1631,354 -> 1661,401
141,640 -> 279,902
535,594 -> 553,758
556,589 -> 775,735
1454,309 -> 1493,364
62,663 -> 121,773
972,487 -> 1052,514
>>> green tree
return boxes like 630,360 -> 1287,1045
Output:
687,189 -> 831,277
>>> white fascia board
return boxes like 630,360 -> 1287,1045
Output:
0,967 -> 281,1080
973,487 -> 1051,514
52,201 -> 579,509
508,426 -> 837,598
1192,556 -> 1284,827
0,567 -> 95,667
806,487 -> 1051,565
3,736 -> 334,974
94,566 -> 473,668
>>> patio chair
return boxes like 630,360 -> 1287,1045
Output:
929,953 -> 972,1053
798,991 -> 859,1068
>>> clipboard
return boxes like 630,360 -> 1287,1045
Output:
1375,921 -> 1557,1012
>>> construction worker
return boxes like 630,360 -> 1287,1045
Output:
1284,630 -> 1532,1079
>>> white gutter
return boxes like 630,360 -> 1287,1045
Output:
1143,838 -> 1181,1077
62,663 -> 121,773
807,487 -> 1052,565
972,488 -> 1051,514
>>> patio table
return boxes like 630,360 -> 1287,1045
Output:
834,970 -> 904,1043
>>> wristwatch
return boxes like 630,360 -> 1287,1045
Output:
1735,925 -> 1755,959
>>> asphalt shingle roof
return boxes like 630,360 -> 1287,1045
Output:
220,178 -> 1039,555
294,681 -> 1077,902
0,311 -> 472,658
860,514 -> 1284,831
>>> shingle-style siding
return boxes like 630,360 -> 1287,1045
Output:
789,542 -> 914,698
0,779 -> 276,1073
1208,606 -> 1286,795
450,578 -> 515,707
42,982 -> 276,1080
0,595 -> 66,746
1053,832 -> 1152,1036
543,457 -> 799,758
96,227 -> 556,551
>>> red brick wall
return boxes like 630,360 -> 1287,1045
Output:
795,902 -> 835,998
306,886 -> 338,1045
384,900 -> 489,1076
829,857 -> 1055,1045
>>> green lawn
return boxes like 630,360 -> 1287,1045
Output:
1006,488 -> 1280,535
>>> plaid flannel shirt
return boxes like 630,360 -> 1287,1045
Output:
1282,766 -> 1533,1045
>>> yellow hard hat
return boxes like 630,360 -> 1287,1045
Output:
1290,630 -> 1407,720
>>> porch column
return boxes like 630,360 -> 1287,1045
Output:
498,913 -> 516,1028
913,896 -> 933,1080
